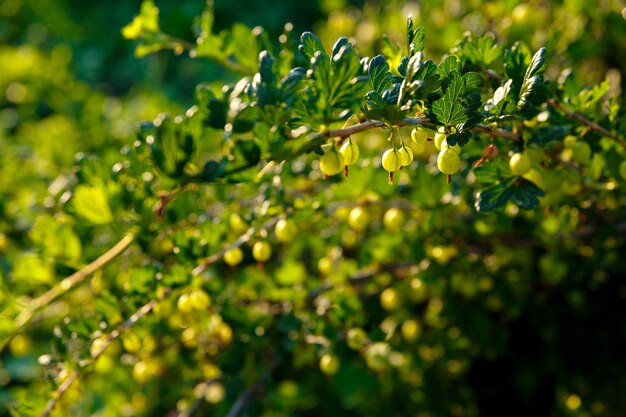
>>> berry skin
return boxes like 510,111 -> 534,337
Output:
440,139 -> 461,153
383,207 -> 405,232
401,319 -> 421,342
252,241 -> 272,262
434,127 -> 447,150
177,294 -> 193,313
437,148 -> 461,175
380,287 -> 402,311
223,247 -> 243,266
411,126 -> 435,144
275,218 -> 297,243
339,140 -> 359,165
320,147 -> 344,176
319,353 -> 341,375
189,289 -> 211,310
346,328 -> 369,350
572,141 -> 591,164
509,152 -> 532,176
348,206 -> 370,232
381,148 -> 401,172
398,145 -> 414,166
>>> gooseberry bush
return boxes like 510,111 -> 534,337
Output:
2,1 -> 626,417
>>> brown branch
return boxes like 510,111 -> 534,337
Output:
16,233 -> 135,328
547,99 -> 626,148
39,292 -> 166,417
176,375 -> 224,417
318,117 -> 520,143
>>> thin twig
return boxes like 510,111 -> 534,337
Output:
307,261 -> 417,300
224,358 -> 280,417
39,292 -> 166,417
16,234 -> 135,328
191,216 -> 281,277
547,99 -> 626,148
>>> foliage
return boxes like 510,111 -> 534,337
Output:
1,1 -> 626,417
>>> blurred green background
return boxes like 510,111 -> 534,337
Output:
1,1 -> 626,417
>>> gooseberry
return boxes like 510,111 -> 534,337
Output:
339,139 -> 359,165
509,152 -> 532,176
434,127 -> 447,150
252,241 -> 272,262
437,148 -> 461,175
411,126 -> 435,144
223,247 -> 243,266
383,207 -> 405,232
319,353 -> 341,375
398,145 -> 414,166
348,206 -> 370,232
320,147 -> 344,176
275,218 -> 297,243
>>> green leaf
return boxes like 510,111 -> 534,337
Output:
368,55 -> 393,94
73,185 -> 113,225
431,72 -> 483,127
299,32 -> 325,62
456,34 -> 503,66
475,177 -> 544,212
437,56 -> 462,80
474,159 -> 509,184
407,17 -> 425,56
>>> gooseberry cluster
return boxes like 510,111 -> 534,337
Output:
319,139 -> 360,177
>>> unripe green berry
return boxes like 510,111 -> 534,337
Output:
252,241 -> 272,262
509,152 -> 532,176
382,148 -> 401,172
223,247 -> 243,266
320,147 -> 344,176
339,140 -> 359,165
383,207 -> 405,232
440,139 -> 461,153
398,145 -> 414,166
348,206 -> 370,232
434,127 -> 447,150
437,148 -> 461,175
275,218 -> 297,243
411,126 -> 435,144
319,353 -> 340,375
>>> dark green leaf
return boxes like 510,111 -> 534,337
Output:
299,32 -> 325,62
368,55 -> 393,94
407,17 -> 425,56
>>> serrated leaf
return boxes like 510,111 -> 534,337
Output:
331,37 -> 351,59
524,47 -> 546,81
431,72 -> 483,127
511,179 -> 544,209
473,159 -> 509,183
475,177 -> 544,212
475,181 -> 515,212
407,17 -> 425,56
464,72 -> 483,92
299,32 -> 325,62
437,56 -> 462,80
73,185 -> 113,224
368,55 -> 393,94
456,34 -> 503,66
